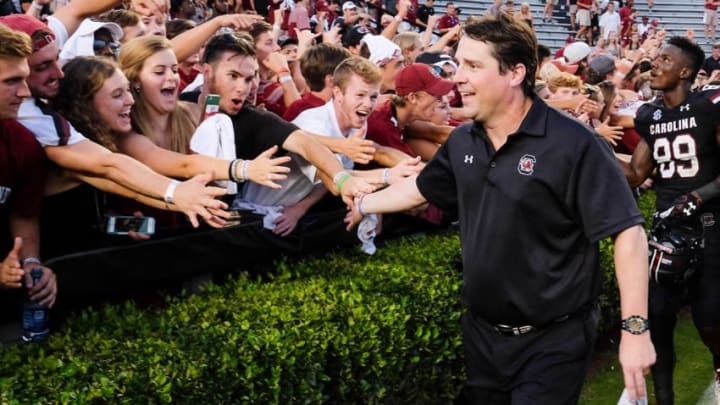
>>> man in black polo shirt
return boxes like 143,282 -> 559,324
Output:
346,14 -> 655,403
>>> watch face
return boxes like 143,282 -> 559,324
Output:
624,316 -> 649,334
628,318 -> 644,330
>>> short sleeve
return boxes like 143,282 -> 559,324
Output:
416,136 -> 459,214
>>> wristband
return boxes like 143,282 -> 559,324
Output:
32,2 -> 44,10
382,168 -> 390,186
273,24 -> 282,31
275,68 -> 290,76
163,179 -> 180,204
333,171 -> 351,192
241,160 -> 250,182
22,257 -> 42,267
394,14 -> 403,22
229,159 -> 243,183
279,74 -> 293,84
357,194 -> 367,216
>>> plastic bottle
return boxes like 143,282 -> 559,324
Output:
21,268 -> 49,342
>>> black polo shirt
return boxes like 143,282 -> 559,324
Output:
417,96 -> 642,326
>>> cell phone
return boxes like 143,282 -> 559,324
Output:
106,216 -> 156,235
203,94 -> 220,120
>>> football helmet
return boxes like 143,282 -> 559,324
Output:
648,219 -> 703,286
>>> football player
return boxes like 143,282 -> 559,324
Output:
620,36 -> 720,404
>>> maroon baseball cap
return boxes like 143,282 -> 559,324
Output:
316,0 -> 329,12
395,63 -> 454,97
0,14 -> 55,51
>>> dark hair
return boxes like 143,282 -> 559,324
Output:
300,43 -> 351,91
249,21 -> 273,42
52,56 -> 119,151
597,80 -> 615,122
202,32 -> 256,64
463,13 -> 537,97
165,18 -> 195,40
667,36 -> 705,84
585,68 -> 606,85
98,9 -> 141,28
537,44 -> 551,62
637,59 -> 652,73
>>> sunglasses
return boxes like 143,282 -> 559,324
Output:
93,39 -> 120,53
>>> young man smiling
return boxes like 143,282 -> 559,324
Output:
196,32 -> 374,211
231,56 -> 420,236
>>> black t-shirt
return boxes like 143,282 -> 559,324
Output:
230,104 -> 298,160
702,56 -> 720,76
416,96 -> 642,325
635,86 -> 720,211
416,4 -> 434,24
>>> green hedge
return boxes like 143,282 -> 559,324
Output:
0,192 -> 655,404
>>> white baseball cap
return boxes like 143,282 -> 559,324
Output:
563,41 -> 591,65
342,1 -> 357,10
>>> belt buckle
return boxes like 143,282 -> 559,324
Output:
495,323 -> 535,336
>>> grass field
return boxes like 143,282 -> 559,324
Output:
580,310 -> 714,404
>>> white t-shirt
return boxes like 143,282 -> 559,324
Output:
47,15 -> 70,50
17,15 -> 84,147
239,100 -> 361,208
17,99 -> 86,146
292,100 -> 364,171
599,11 -> 621,39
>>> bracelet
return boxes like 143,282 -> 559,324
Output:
275,68 -> 290,75
273,24 -> 282,31
333,170 -> 350,185
241,160 -> 249,182
394,14 -> 403,22
163,179 -> 180,204
357,194 -> 368,216
229,159 -> 242,183
22,257 -> 42,267
382,168 -> 390,186
333,171 -> 351,192
279,74 -> 293,84
31,2 -> 43,10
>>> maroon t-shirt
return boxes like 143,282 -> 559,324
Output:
282,92 -> 326,122
0,120 -> 47,252
366,100 -> 415,156
256,79 -> 287,118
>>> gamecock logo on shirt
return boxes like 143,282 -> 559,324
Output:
517,154 -> 536,176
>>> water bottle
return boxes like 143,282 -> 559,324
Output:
22,268 -> 49,343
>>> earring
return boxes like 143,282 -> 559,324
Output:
134,86 -> 141,93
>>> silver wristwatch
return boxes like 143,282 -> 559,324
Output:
621,315 -> 650,335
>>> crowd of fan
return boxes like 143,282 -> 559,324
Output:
0,0 -> 718,323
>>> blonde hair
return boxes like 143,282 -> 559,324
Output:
393,31 -> 421,58
538,61 -> 561,82
333,56 -> 382,91
546,72 -> 582,93
119,36 -> 196,153
0,24 -> 32,58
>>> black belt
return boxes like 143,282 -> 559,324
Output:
484,304 -> 596,337
492,314 -> 571,337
